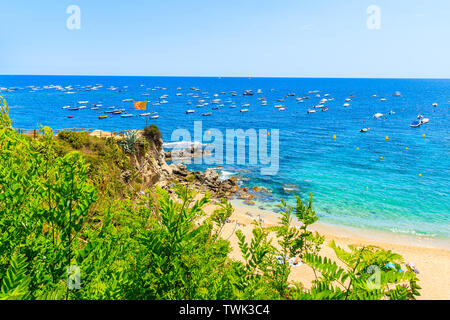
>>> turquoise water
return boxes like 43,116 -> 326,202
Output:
2,76 -> 449,238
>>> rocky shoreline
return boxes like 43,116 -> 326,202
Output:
126,133 -> 240,200
117,130 -> 274,203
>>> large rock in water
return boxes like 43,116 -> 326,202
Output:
237,187 -> 255,200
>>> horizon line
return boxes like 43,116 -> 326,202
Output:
1,74 -> 450,80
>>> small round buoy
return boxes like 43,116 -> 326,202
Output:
356,147 -> 359,150
333,135 -> 336,140
366,186 -> 369,190
268,132 -> 270,136
405,147 -> 408,150
422,134 -> 426,138
419,173 -> 422,177
380,156 -> 383,160
385,136 -> 389,141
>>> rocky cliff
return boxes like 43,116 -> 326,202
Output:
129,134 -> 238,199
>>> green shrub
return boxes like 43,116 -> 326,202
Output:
57,131 -> 90,149
142,125 -> 162,148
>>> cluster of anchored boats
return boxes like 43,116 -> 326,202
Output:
1,84 -> 443,127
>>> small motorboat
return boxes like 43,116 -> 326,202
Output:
202,112 -> 212,116
432,103 -> 438,107
421,118 -> 430,124
307,109 -> 316,114
321,107 -> 328,111
122,99 -> 133,102
67,116 -> 74,118
185,110 -> 195,114
150,115 -> 160,119
360,128 -> 370,133
240,109 -> 249,113
121,114 -> 134,118
410,120 -> 422,127
98,116 -> 108,119
78,101 -> 88,104
373,113 -> 384,118
343,103 -> 350,107
139,113 -> 151,116
68,107 -> 79,111
62,106 -> 70,109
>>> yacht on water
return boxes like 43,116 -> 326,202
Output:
373,113 -> 384,118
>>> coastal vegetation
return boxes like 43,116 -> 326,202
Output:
0,97 -> 420,300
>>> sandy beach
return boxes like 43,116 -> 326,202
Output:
204,200 -> 450,300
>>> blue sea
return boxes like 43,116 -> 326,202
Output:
2,75 -> 449,239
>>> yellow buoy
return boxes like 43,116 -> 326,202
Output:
422,134 -> 426,138
333,135 -> 336,140
380,156 -> 383,160
405,147 -> 408,150
268,132 -> 270,136
419,173 -> 422,177
356,147 -> 359,150
366,186 -> 369,190
385,136 -> 389,141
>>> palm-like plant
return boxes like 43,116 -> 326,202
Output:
119,130 -> 141,154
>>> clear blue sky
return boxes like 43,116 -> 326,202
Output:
1,0 -> 449,78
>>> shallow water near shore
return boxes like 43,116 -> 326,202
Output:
2,75 -> 449,240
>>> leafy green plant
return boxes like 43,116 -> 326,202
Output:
118,129 -> 142,154
301,241 -> 421,300
0,96 -> 12,128
142,124 -> 162,149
